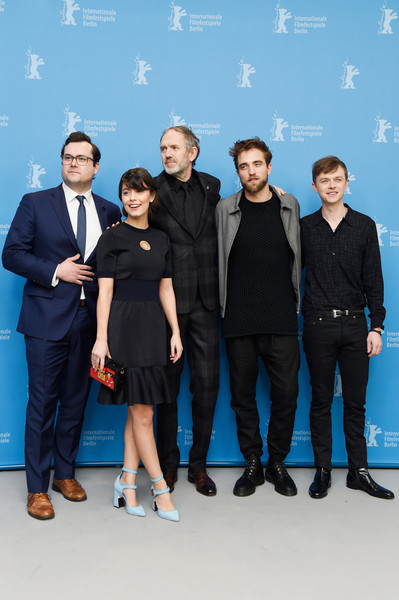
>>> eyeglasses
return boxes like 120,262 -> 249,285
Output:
61,154 -> 95,166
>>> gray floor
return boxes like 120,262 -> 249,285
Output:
1,466 -> 397,599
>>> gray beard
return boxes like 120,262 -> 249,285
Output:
164,157 -> 191,178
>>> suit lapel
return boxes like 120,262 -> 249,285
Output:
93,193 -> 108,231
196,172 -> 212,239
84,193 -> 109,262
50,184 -> 79,252
158,172 -> 194,237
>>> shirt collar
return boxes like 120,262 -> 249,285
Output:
314,204 -> 353,227
342,204 -> 354,225
165,171 -> 196,193
62,182 -> 93,204
313,208 -> 325,226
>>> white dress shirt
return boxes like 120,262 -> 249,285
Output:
62,182 -> 102,260
52,184 -> 102,295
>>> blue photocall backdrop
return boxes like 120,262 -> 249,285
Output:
1,0 -> 398,468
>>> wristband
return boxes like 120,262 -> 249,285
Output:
369,329 -> 382,336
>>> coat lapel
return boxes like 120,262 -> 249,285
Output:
158,172 -> 194,237
84,193 -> 109,262
50,184 -> 79,252
93,193 -> 108,232
196,172 -> 213,239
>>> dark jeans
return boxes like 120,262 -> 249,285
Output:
225,334 -> 299,462
303,313 -> 369,470
156,297 -> 219,472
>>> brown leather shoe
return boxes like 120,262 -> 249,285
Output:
163,470 -> 178,493
52,478 -> 87,502
27,493 -> 55,520
187,470 -> 217,496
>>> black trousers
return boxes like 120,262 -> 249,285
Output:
225,334 -> 299,462
156,297 -> 219,472
302,313 -> 369,470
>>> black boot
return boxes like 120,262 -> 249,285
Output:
265,459 -> 297,496
233,453 -> 265,497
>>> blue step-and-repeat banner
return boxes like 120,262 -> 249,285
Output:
1,1 -> 398,468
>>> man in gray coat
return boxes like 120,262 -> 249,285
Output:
215,138 -> 301,497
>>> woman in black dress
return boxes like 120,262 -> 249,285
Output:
91,168 -> 182,522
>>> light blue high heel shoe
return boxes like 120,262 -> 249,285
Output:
114,467 -> 145,517
150,474 -> 180,522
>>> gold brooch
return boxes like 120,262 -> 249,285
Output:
140,240 -> 151,251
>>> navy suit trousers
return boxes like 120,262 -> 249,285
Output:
24,305 -> 95,492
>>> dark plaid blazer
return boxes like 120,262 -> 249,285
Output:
151,170 -> 221,315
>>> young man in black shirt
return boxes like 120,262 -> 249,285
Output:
301,155 -> 394,500
216,138 -> 301,497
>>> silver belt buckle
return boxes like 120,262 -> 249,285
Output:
332,309 -> 349,318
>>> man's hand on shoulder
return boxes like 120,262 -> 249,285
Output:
57,254 -> 93,285
107,221 -> 121,229
273,185 -> 286,196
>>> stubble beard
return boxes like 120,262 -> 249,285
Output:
242,176 -> 268,195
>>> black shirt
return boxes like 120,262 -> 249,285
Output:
301,204 -> 385,329
165,171 -> 204,234
222,192 -> 298,338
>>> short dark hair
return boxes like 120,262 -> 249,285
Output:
61,131 -> 101,164
229,137 -> 272,170
118,168 -> 160,217
160,126 -> 200,165
312,156 -> 348,182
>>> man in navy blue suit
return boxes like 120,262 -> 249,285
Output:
2,132 -> 121,519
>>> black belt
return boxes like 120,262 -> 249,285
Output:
78,299 -> 87,307
113,279 -> 159,302
312,309 -> 364,319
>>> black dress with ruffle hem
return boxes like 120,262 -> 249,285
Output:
95,222 -> 173,406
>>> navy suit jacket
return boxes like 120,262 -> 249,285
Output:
2,184 -> 121,341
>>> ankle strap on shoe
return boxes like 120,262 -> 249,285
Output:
122,467 -> 138,475
150,474 -> 163,483
152,486 -> 170,497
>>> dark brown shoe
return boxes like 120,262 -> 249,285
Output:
163,471 -> 178,493
27,493 -> 55,520
188,470 -> 217,496
52,478 -> 87,501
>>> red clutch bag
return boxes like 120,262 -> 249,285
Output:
90,358 -> 125,392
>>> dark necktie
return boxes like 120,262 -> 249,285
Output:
182,182 -> 196,236
76,195 -> 86,258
